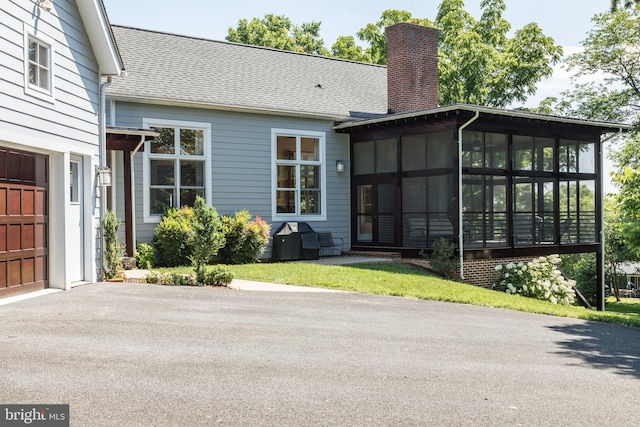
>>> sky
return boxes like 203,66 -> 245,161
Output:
101,0 -> 619,191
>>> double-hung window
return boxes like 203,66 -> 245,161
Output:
143,119 -> 211,222
24,25 -> 54,100
272,129 -> 326,220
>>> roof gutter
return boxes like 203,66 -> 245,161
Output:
457,110 -> 480,280
106,95 -> 354,122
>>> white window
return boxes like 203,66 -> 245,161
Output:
143,119 -> 211,222
272,129 -> 326,220
24,25 -> 54,100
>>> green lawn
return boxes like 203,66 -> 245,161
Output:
158,261 -> 640,327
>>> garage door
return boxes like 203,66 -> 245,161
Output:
0,148 -> 48,298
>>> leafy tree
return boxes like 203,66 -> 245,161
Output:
560,6 -> 640,254
561,7 -> 640,125
573,254 -> 598,306
604,196 -> 638,300
612,166 -> 640,249
611,0 -> 640,11
563,196 -> 637,305
354,9 -> 430,65
330,36 -> 371,62
350,1 -> 562,107
226,14 -> 330,55
436,0 -> 562,107
549,7 -> 639,254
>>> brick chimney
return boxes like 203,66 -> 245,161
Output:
385,23 -> 440,114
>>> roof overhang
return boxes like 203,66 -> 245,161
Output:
333,104 -> 632,134
76,0 -> 123,76
106,126 -> 158,151
105,94 -> 356,122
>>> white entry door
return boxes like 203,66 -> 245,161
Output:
69,156 -> 84,282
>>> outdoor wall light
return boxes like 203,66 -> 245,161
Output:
336,160 -> 345,173
36,0 -> 54,12
96,166 -> 112,187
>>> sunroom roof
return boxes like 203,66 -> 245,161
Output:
334,104 -> 632,133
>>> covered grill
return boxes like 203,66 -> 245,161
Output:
271,222 -> 320,261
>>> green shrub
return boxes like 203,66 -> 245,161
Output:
425,238 -> 458,279
573,254 -> 598,306
141,267 -> 233,287
196,265 -> 234,286
135,242 -> 155,269
153,207 -> 195,266
166,272 -> 197,286
142,271 -> 161,284
218,211 -> 271,264
142,271 -> 198,286
191,196 -> 225,274
492,255 -> 576,305
102,210 -> 124,279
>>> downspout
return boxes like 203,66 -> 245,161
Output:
598,128 -> 623,311
457,110 -> 480,280
99,76 -> 112,280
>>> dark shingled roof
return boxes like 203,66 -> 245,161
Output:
107,26 -> 388,120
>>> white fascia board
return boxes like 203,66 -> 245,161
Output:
106,95 -> 351,122
76,0 -> 123,75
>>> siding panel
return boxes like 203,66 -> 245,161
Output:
1,0 -> 101,145
1,0 -> 109,285
113,102 -> 351,252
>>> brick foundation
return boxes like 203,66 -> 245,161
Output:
460,257 -> 537,288
403,256 -> 539,288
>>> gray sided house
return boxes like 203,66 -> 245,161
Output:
105,25 -> 387,257
0,0 -> 123,299
107,23 -> 627,310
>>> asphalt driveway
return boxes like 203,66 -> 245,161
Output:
1,282 -> 638,426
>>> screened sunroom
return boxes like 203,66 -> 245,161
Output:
335,105 -> 628,308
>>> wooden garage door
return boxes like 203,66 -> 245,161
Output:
0,148 -> 48,298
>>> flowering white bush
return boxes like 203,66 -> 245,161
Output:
492,255 -> 576,305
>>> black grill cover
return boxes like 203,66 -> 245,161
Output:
272,222 -> 319,261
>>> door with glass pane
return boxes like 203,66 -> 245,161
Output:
513,178 -> 555,246
352,138 -> 399,246
69,156 -> 83,282
356,185 -> 372,242
376,182 -> 396,244
355,181 -> 397,245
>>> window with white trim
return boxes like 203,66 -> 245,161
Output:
28,36 -> 50,90
24,25 -> 54,100
143,120 -> 211,221
272,129 -> 326,219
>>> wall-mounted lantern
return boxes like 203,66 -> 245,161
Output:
96,166 -> 112,187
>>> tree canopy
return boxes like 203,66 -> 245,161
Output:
226,14 -> 329,55
559,7 -> 640,125
558,5 -> 640,254
339,1 -> 563,107
226,1 -> 562,108
434,0 -> 562,107
611,0 -> 640,11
